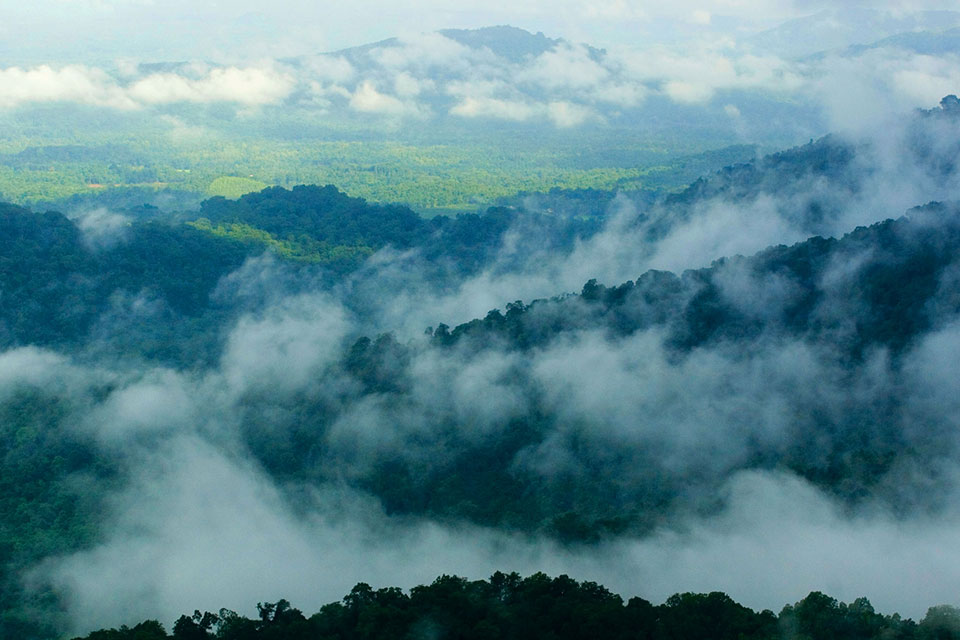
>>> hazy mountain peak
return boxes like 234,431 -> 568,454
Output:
830,25 -> 960,59
437,25 -> 561,62
330,25 -> 603,64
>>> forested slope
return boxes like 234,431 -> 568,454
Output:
0,189 -> 597,364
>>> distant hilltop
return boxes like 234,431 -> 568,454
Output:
329,25 -> 604,62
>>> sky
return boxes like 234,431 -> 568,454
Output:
1,0 -> 958,64
0,0 -> 957,140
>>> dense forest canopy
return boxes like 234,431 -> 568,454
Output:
0,186 -> 600,364
70,572 -> 960,640
3,96 -> 960,639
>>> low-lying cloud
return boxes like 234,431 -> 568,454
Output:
0,63 -> 295,109
9,327 -> 958,633
14,185 -> 960,637
0,23 -> 956,135
39,453 -> 960,632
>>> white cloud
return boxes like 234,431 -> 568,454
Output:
450,96 -> 538,121
349,79 -> 420,115
0,347 -> 87,398
302,55 -> 356,84
520,43 -> 609,90
372,32 -> 485,72
220,294 -> 351,396
0,13 -> 955,128
889,54 -> 960,107
0,63 -> 295,109
614,46 -> 803,103
0,65 -> 135,108
445,78 -> 511,98
691,9 -> 712,25
393,71 -> 432,97
810,49 -> 960,133
70,208 -> 131,250
83,369 -> 201,445
663,79 -> 716,103
128,66 -> 295,106
547,100 -> 595,127
592,81 -> 647,107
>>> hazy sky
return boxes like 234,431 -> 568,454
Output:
1,0 -> 957,64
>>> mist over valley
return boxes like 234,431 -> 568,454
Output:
4,4 -> 960,639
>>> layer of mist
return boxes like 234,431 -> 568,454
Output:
2,100 -> 960,636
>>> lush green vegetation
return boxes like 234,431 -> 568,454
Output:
4,175 -> 960,549
0,185 -> 598,363
206,177 -> 270,199
0,124 -> 758,213
6,180 -> 959,554
71,572 -> 959,640
185,219 -> 375,264
0,202 -> 251,361
0,387 -> 118,638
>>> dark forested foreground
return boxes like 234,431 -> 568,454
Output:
73,572 -> 958,640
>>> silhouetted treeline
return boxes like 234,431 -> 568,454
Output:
72,572 -> 960,640
431,201 -> 960,359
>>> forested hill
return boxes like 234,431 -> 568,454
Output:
4,95 -> 958,363
194,183 -> 593,266
643,95 -> 960,240
71,572 -> 960,640
431,201 -> 960,359
231,201 -> 960,543
0,189 -> 596,362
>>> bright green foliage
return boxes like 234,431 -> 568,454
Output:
186,218 -> 375,263
0,388 -> 117,639
0,185 -> 589,363
205,176 -> 270,199
0,126 -> 758,213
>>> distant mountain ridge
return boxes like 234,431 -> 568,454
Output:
833,26 -> 960,58
329,25 -> 603,62
438,26 -> 566,61
748,6 -> 960,57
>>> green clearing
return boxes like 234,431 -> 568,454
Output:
205,176 -> 270,199
186,218 -> 374,263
